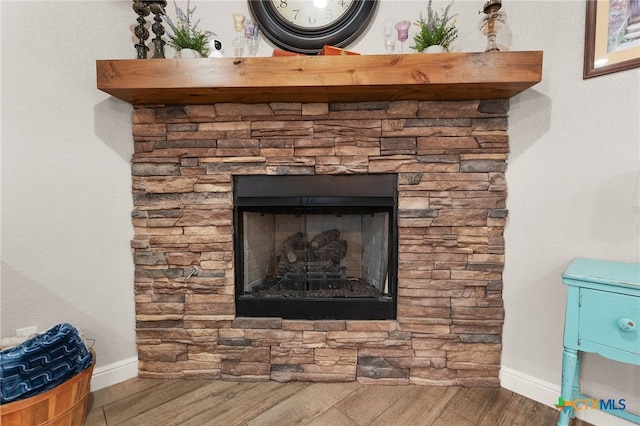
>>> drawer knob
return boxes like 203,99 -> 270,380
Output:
617,318 -> 636,332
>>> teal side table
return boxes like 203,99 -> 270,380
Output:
558,258 -> 640,426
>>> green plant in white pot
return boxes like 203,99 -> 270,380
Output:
411,0 -> 458,53
164,0 -> 213,58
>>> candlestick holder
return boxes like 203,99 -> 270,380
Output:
132,1 -> 151,58
149,1 -> 167,58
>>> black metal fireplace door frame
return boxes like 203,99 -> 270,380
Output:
233,174 -> 398,320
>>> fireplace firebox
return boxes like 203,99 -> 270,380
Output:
234,174 -> 398,320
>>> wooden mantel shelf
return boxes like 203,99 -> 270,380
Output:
96,51 -> 542,105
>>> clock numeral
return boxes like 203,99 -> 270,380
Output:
308,14 -> 317,25
277,0 -> 288,8
325,9 -> 333,21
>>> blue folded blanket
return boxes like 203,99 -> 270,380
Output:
0,323 -> 94,404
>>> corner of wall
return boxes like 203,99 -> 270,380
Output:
90,356 -> 139,392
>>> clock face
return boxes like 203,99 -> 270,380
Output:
249,0 -> 378,54
270,0 -> 354,30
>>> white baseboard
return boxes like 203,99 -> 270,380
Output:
500,367 -> 637,426
90,356 -> 138,391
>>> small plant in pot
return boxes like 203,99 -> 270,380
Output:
411,0 -> 458,53
163,0 -> 213,58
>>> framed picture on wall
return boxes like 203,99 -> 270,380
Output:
583,0 -> 640,79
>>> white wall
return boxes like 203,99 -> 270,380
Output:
1,1 -> 638,424
1,1 -> 137,372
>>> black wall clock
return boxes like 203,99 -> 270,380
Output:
248,0 -> 378,54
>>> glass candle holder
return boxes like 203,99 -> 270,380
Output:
383,20 -> 396,53
232,13 -> 246,57
395,20 -> 411,53
244,19 -> 260,56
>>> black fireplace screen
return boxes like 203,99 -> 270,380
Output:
234,175 -> 397,320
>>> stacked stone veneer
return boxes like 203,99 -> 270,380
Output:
131,99 -> 508,386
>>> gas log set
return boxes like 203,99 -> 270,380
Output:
251,228 -> 382,298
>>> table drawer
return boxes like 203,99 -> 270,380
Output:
579,288 -> 640,356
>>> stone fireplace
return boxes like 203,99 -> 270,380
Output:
95,52 -> 542,385
131,98 -> 508,385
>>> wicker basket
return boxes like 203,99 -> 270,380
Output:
0,349 -> 95,426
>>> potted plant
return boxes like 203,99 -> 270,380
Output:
411,0 -> 458,53
163,0 -> 213,58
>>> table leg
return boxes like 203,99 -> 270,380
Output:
558,348 -> 580,426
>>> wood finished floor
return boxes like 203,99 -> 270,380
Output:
85,378 -> 594,426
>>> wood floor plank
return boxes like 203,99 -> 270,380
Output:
432,408 -> 477,426
476,387 -> 516,426
442,387 -> 501,424
89,378 -> 170,410
306,407 -> 360,426
101,379 -> 214,425
120,380 -> 246,425
333,384 -> 411,425
497,392 -> 560,426
179,380 -> 308,426
246,382 -> 361,426
369,385 -> 460,426
85,406 -> 107,426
